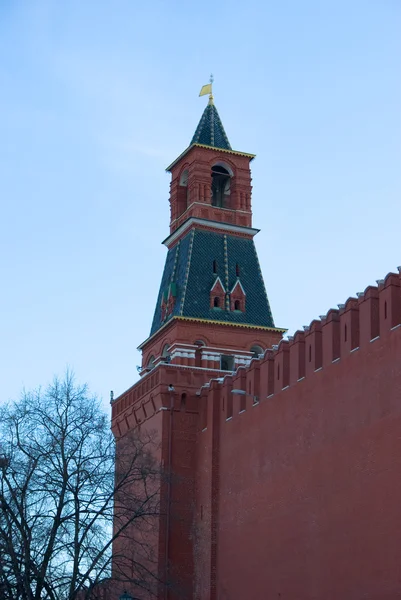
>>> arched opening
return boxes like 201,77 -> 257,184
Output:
384,300 -> 388,319
179,169 -> 188,187
180,393 -> 186,411
213,259 -> 217,274
177,169 -> 189,215
236,263 -> 240,276
162,344 -> 171,363
211,165 -> 231,208
213,297 -> 221,308
250,345 -> 263,359
234,300 -> 241,311
147,355 -> 155,370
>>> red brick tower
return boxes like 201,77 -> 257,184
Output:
111,86 -> 285,598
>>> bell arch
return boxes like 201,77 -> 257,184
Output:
177,167 -> 190,216
211,162 -> 233,208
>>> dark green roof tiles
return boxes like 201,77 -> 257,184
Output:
149,229 -> 275,336
190,103 -> 232,150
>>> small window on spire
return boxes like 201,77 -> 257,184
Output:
213,297 -> 220,308
234,300 -> 241,311
213,260 -> 217,274
236,263 -> 240,276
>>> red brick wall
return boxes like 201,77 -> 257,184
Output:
196,271 -> 401,599
112,271 -> 401,599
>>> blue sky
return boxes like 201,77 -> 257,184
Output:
1,0 -> 400,409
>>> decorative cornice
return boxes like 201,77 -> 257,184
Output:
138,315 -> 287,351
173,316 -> 287,333
166,143 -> 255,172
170,202 -> 251,230
162,217 -> 260,248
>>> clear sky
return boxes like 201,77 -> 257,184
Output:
1,0 -> 400,411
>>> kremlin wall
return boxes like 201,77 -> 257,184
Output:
111,269 -> 401,599
110,89 -> 401,599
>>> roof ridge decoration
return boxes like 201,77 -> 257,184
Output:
179,229 -> 195,315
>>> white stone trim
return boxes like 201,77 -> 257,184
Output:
201,345 -> 253,355
163,217 -> 260,247
170,349 -> 196,359
201,353 -> 221,362
234,355 -> 252,366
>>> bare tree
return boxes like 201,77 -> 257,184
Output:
0,373 -> 161,600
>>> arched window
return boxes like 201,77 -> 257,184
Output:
211,165 -> 231,208
213,297 -> 220,308
384,300 -> 388,319
213,260 -> 217,274
234,300 -> 241,311
147,355 -> 155,370
250,345 -> 263,359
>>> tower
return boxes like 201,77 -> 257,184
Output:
140,88 -> 284,374
111,85 -> 285,599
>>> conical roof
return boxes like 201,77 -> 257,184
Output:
190,103 -> 232,150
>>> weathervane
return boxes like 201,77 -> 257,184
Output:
199,73 -> 214,105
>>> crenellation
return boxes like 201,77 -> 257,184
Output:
304,319 -> 322,376
358,285 -> 380,345
340,297 -> 360,355
289,330 -> 306,385
379,271 -> 401,334
246,359 -> 261,402
196,269 -> 401,422
275,339 -> 290,390
322,308 -> 340,366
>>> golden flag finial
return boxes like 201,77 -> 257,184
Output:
199,74 -> 214,105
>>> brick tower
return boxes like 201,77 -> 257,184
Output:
111,87 -> 285,598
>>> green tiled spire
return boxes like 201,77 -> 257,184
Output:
191,103 -> 232,150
